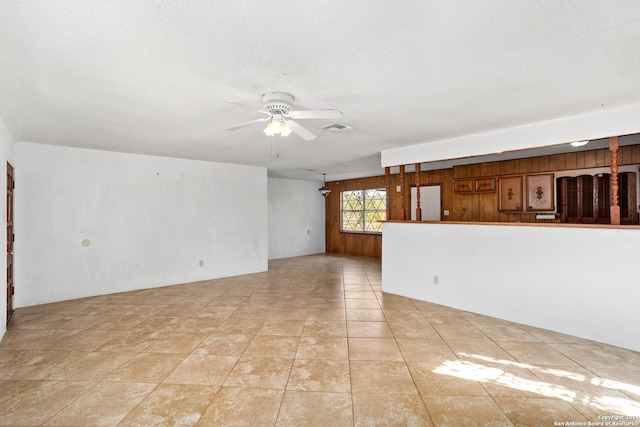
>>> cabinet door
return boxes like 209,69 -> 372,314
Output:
526,174 -> 554,211
557,176 -> 579,223
558,173 -> 636,224
579,175 -> 596,223
499,176 -> 523,212
595,174 -> 610,224
621,172 -> 638,224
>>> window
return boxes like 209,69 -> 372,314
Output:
341,189 -> 386,233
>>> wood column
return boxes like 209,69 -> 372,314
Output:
385,167 -> 391,221
610,136 -> 620,225
399,165 -> 406,220
415,163 -> 422,221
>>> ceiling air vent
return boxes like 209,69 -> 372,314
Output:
322,123 -> 353,132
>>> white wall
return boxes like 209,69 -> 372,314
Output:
0,116 -> 15,341
268,178 -> 325,259
14,143 -> 268,307
382,222 -> 640,352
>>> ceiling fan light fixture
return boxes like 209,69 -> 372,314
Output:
280,125 -> 292,137
263,119 -> 291,137
225,92 -> 341,141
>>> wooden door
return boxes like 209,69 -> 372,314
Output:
558,173 -> 637,225
620,172 -> 638,224
595,174 -> 611,224
558,177 -> 581,223
6,163 -> 14,324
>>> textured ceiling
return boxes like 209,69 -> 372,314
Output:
1,1 -> 640,180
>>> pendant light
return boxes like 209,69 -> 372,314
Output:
318,173 -> 331,197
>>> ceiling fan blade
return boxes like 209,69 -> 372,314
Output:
226,117 -> 269,131
222,100 -> 270,116
285,120 -> 317,141
289,109 -> 343,119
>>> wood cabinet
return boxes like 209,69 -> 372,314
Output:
526,174 -> 554,211
498,176 -> 523,212
557,172 -> 638,224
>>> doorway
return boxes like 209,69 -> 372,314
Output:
6,162 -> 14,324
410,185 -> 442,221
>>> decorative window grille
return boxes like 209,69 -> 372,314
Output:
341,189 -> 386,233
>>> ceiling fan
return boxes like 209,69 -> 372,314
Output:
224,92 -> 342,141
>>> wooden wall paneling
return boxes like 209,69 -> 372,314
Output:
565,152 -> 577,169
480,162 -> 492,177
385,167 -> 391,220
512,160 -> 522,174
454,165 -> 473,179
388,174 -> 397,219
460,194 -> 471,221
550,154 -> 566,171
584,150 -> 597,168
621,145 -> 635,165
524,158 -> 536,174
451,193 -> 466,221
603,149 -> 611,167
415,164 -> 422,221
596,149 -> 606,167
491,162 -> 501,176
324,175 -> 386,258
538,156 -> 550,172
617,146 -> 625,165
399,166 -> 406,220
393,174 -> 402,220
439,170 -> 453,221
422,171 -> 432,185
480,193 -> 490,222
576,152 -> 585,169
478,193 -> 488,222
489,192 -> 499,221
469,193 -> 478,221
633,145 -> 640,164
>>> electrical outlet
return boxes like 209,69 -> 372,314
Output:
199,259 -> 204,267
433,275 -> 439,285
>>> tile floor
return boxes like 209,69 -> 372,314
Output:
1,254 -> 639,426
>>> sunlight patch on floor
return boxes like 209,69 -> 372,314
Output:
433,359 -> 576,401
594,378 -> 640,398
433,352 -> 640,414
